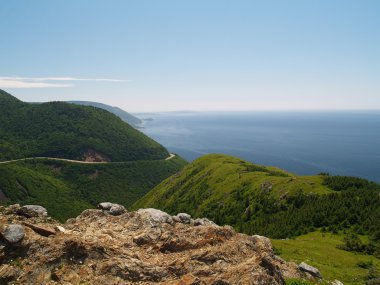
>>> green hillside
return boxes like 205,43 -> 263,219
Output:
0,156 -> 186,221
273,231 -> 380,285
68,101 -> 142,127
0,89 -> 168,161
134,154 -> 380,240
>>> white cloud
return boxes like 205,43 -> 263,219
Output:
0,79 -> 72,88
0,76 -> 129,88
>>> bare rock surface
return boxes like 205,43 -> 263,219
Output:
0,204 -> 307,284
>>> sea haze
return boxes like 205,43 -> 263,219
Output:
138,111 -> 380,183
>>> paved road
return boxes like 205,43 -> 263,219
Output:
0,153 -> 176,165
165,153 -> 176,161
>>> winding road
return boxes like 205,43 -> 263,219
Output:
0,153 -> 176,165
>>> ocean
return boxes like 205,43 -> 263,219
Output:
138,111 -> 380,183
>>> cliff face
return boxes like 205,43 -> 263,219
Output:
0,204 -> 304,285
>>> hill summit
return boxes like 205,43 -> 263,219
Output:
0,90 -> 168,162
67,101 -> 142,127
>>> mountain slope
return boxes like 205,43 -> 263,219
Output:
0,156 -> 186,221
68,100 -> 142,127
0,89 -> 167,162
134,154 -> 380,239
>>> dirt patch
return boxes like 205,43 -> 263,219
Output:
83,150 -> 110,162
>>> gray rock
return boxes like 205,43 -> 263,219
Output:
172,216 -> 181,223
109,204 -> 126,216
193,218 -> 216,226
17,205 -> 47,217
137,208 -> 173,224
299,262 -> 322,278
176,213 -> 192,224
97,202 -> 126,216
1,224 -> 25,243
97,202 -> 114,210
332,280 -> 344,285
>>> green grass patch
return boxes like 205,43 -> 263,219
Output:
272,231 -> 380,285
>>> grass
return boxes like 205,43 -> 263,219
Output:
272,231 -> 380,285
134,154 -> 333,212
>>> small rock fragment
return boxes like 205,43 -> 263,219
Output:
1,224 -> 25,243
55,226 -> 67,233
332,280 -> 344,285
22,222 -> 55,237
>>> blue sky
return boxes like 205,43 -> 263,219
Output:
0,0 -> 379,112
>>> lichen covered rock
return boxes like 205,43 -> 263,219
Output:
0,204 -> 307,284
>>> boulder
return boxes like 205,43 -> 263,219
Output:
97,202 -> 114,210
17,205 -> 47,218
109,204 -> 126,216
332,280 -> 344,285
97,202 -> 126,216
299,262 -> 322,278
137,208 -> 173,224
175,213 -> 192,224
1,224 -> 25,243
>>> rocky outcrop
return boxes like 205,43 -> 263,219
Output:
0,204 -> 309,284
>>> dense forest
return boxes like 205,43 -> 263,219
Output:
0,156 -> 186,221
67,101 -> 142,127
0,90 -> 168,161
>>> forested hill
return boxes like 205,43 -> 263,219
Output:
0,89 -> 168,161
68,101 -> 142,127
134,154 -> 380,245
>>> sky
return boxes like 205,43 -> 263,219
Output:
0,0 -> 379,112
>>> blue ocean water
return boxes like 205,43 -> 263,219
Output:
139,111 -> 380,182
